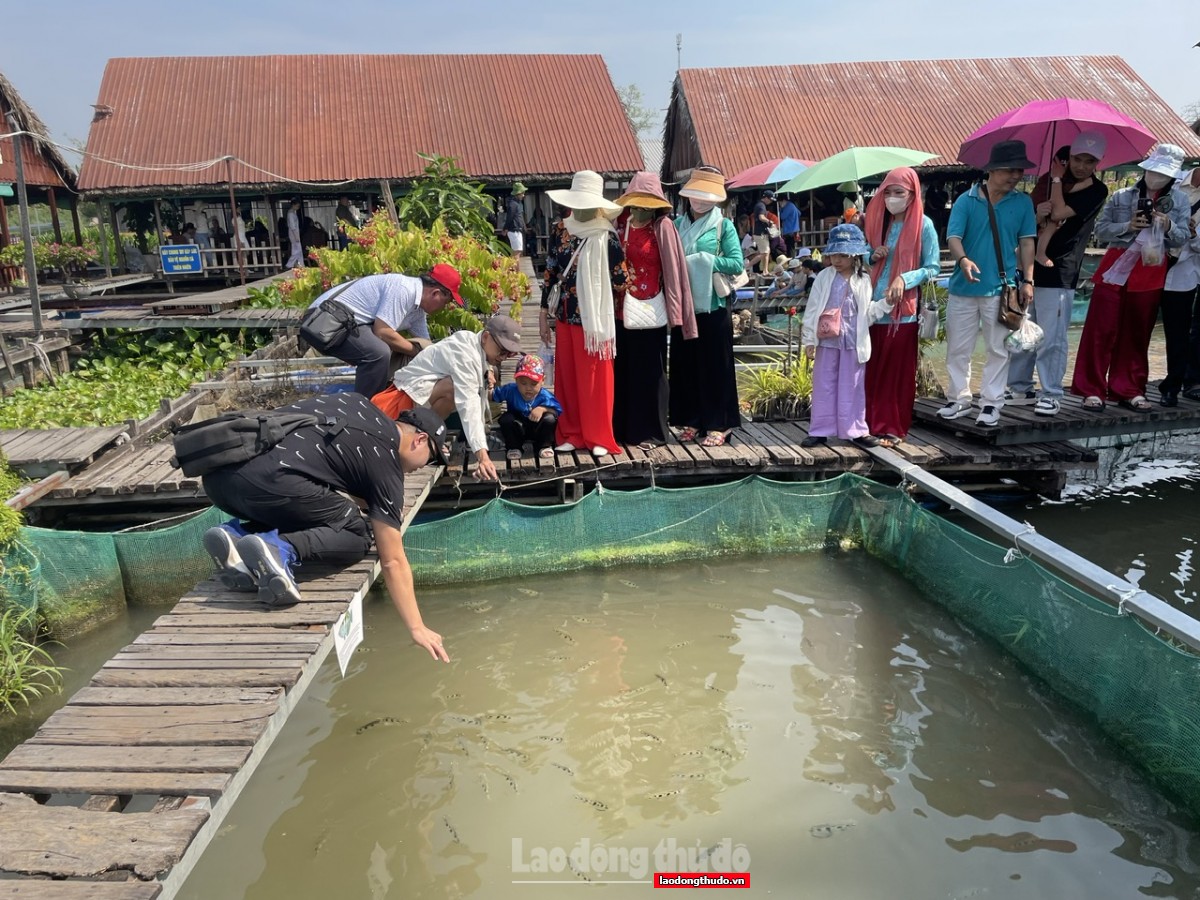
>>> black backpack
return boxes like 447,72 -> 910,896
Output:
170,410 -> 332,477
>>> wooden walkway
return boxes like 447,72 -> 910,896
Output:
0,461 -> 442,898
0,426 -> 130,480
913,384 -> 1200,446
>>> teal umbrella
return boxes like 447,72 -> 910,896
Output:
777,146 -> 938,194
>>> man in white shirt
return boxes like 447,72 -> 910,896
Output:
307,266 -> 464,396
383,316 -> 523,482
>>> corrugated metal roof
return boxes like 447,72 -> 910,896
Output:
668,56 -> 1200,179
78,54 -> 643,195
0,70 -> 75,190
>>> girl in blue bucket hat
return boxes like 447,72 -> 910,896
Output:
799,224 -> 898,448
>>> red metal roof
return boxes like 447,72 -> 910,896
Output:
667,56 -> 1200,179
78,54 -> 643,195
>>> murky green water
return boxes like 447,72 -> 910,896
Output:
178,553 -> 1200,899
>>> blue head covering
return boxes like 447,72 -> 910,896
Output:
823,223 -> 869,256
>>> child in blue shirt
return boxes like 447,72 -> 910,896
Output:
490,354 -> 563,461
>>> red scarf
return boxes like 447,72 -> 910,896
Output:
864,167 -> 925,320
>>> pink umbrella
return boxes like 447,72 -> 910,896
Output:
958,98 -> 1157,174
727,157 -> 817,190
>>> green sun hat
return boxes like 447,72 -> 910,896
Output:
511,182 -> 529,196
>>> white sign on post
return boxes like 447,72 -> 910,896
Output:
334,595 -> 364,677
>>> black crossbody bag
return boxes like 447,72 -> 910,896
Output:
299,280 -> 360,352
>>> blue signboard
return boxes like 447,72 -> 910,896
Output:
159,244 -> 204,274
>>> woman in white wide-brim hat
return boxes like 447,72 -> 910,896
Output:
540,170 -> 626,457
670,166 -> 745,447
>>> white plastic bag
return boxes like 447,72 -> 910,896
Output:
538,341 -> 555,389
1003,316 -> 1045,354
1140,218 -> 1165,267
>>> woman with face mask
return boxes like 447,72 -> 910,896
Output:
670,167 -> 745,447
1072,143 -> 1191,412
861,168 -> 940,446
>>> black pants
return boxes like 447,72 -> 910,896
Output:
613,320 -> 668,445
498,410 -> 558,451
203,453 -> 371,565
669,306 -> 741,433
1160,287 -> 1200,392
333,325 -> 395,398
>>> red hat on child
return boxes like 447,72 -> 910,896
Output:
514,353 -> 545,384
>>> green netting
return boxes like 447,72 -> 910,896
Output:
405,474 -> 1200,818
113,506 -> 227,604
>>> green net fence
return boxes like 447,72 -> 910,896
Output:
404,474 -> 1200,819
0,506 -> 226,637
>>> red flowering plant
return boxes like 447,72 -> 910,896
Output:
265,215 -> 530,337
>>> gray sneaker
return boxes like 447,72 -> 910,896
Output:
976,405 -> 1001,427
236,534 -> 302,607
1034,397 -> 1060,416
202,525 -> 255,591
937,399 -> 973,420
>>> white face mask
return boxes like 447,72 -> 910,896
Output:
884,195 -> 910,215
1143,171 -> 1172,191
688,199 -> 716,215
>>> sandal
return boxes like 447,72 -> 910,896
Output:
877,435 -> 900,449
677,427 -> 699,443
505,449 -> 522,461
1081,396 -> 1105,411
636,441 -> 662,451
700,430 -> 731,447
1119,395 -> 1153,412
538,447 -> 554,461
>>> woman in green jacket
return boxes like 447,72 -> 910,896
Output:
670,167 -> 746,447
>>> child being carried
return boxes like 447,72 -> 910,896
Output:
490,354 -> 563,462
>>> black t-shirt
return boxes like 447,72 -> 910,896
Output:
266,393 -> 407,529
1033,177 -> 1109,289
753,201 -> 770,236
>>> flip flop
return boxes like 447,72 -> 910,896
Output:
505,449 -> 522,461
1081,396 -> 1105,411
538,447 -> 554,461
677,427 -> 699,443
1119,396 -> 1152,412
701,430 -> 730,447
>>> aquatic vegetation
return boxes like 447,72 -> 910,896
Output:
0,606 -> 63,715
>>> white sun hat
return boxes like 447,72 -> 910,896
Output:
547,170 -> 621,213
1139,143 -> 1185,179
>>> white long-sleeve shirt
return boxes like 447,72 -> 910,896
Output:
393,330 -> 489,452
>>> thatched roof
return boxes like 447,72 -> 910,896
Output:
0,70 -> 76,191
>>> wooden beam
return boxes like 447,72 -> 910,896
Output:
47,187 -> 62,242
0,196 -> 9,247
70,201 -> 83,246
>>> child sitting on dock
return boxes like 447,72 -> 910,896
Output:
799,224 -> 894,449
490,354 -> 562,461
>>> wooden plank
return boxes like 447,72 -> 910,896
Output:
0,769 -> 230,798
0,791 -> 205,879
0,881 -> 162,899
0,744 -> 250,773
89,668 -> 299,689
102,658 -> 305,671
168,601 -> 348,618
740,421 -> 800,465
31,703 -> 276,746
67,686 -> 282,706
133,632 -> 323,646
112,646 -> 312,661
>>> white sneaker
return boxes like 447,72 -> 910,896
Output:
937,399 -> 973,420
976,405 -> 1000,427
1034,397 -> 1060,416
591,446 -> 609,457
555,442 -> 576,452
1003,389 -> 1037,406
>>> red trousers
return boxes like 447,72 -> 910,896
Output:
865,321 -> 919,438
1071,281 -> 1161,401
554,322 -> 619,453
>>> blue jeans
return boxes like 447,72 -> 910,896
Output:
1008,287 -> 1071,399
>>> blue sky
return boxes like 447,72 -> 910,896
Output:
5,0 -> 1198,153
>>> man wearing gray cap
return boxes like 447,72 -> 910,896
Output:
373,316 -> 523,482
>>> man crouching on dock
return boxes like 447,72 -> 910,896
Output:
200,393 -> 452,662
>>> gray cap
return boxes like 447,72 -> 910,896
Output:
485,315 -> 522,353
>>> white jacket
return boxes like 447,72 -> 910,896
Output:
394,330 -> 489,452
800,267 -> 892,364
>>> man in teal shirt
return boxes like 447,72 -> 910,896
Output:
940,140 -> 1037,427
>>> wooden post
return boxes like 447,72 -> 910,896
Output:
379,179 -> 399,225
264,193 -> 279,270
70,201 -> 83,246
108,203 -> 126,273
6,111 -> 42,336
47,187 -> 63,242
153,199 -> 172,294
0,199 -> 9,247
227,159 -> 246,286
96,207 -> 112,277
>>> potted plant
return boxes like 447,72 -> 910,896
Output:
741,351 -> 813,421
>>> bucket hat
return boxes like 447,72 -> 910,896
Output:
484,315 -> 523,354
428,263 -> 465,307
1139,143 -> 1185,179
514,353 -> 546,384
547,171 -> 621,213
837,181 -> 861,193
397,408 -> 449,465
616,172 -> 673,209
984,140 -> 1036,171
511,182 -> 528,196
823,223 -> 869,256
678,168 -> 727,203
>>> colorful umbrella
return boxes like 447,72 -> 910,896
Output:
727,157 -> 815,190
777,147 -> 938,194
958,98 -> 1156,175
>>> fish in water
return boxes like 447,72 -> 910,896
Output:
676,750 -> 704,758
574,794 -> 610,811
638,730 -> 664,744
748,567 -> 771,574
536,735 -> 564,743
446,714 -> 482,726
811,823 -> 856,839
706,602 -> 727,611
355,716 -> 408,735
554,628 -> 577,645
478,773 -> 490,799
571,615 -> 593,624
672,772 -> 707,780
443,817 -> 462,844
501,771 -> 519,792
708,745 -> 734,761
551,763 -> 575,776
355,646 -> 374,654
655,674 -> 669,686
619,580 -> 638,589
668,640 -> 692,650
574,660 -> 597,673
516,587 -> 540,597
646,789 -> 682,799
482,713 -> 512,721
566,856 -> 594,883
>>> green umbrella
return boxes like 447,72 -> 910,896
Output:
776,146 -> 938,194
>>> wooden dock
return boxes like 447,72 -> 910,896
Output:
0,461 -> 442,898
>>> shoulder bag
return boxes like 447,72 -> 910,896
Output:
546,240 -> 584,319
621,219 -> 668,329
712,218 -> 751,298
298,280 -> 360,352
983,186 -> 1026,331
917,280 -> 940,341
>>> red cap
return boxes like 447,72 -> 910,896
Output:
429,263 -> 465,307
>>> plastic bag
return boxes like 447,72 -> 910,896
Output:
1003,316 -> 1045,354
1141,219 -> 1165,267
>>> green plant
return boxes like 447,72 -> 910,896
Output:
0,605 -> 63,715
395,153 -> 500,248
740,352 -> 813,420
0,455 -> 23,546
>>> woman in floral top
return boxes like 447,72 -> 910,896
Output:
613,172 -> 697,448
539,171 -> 627,457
